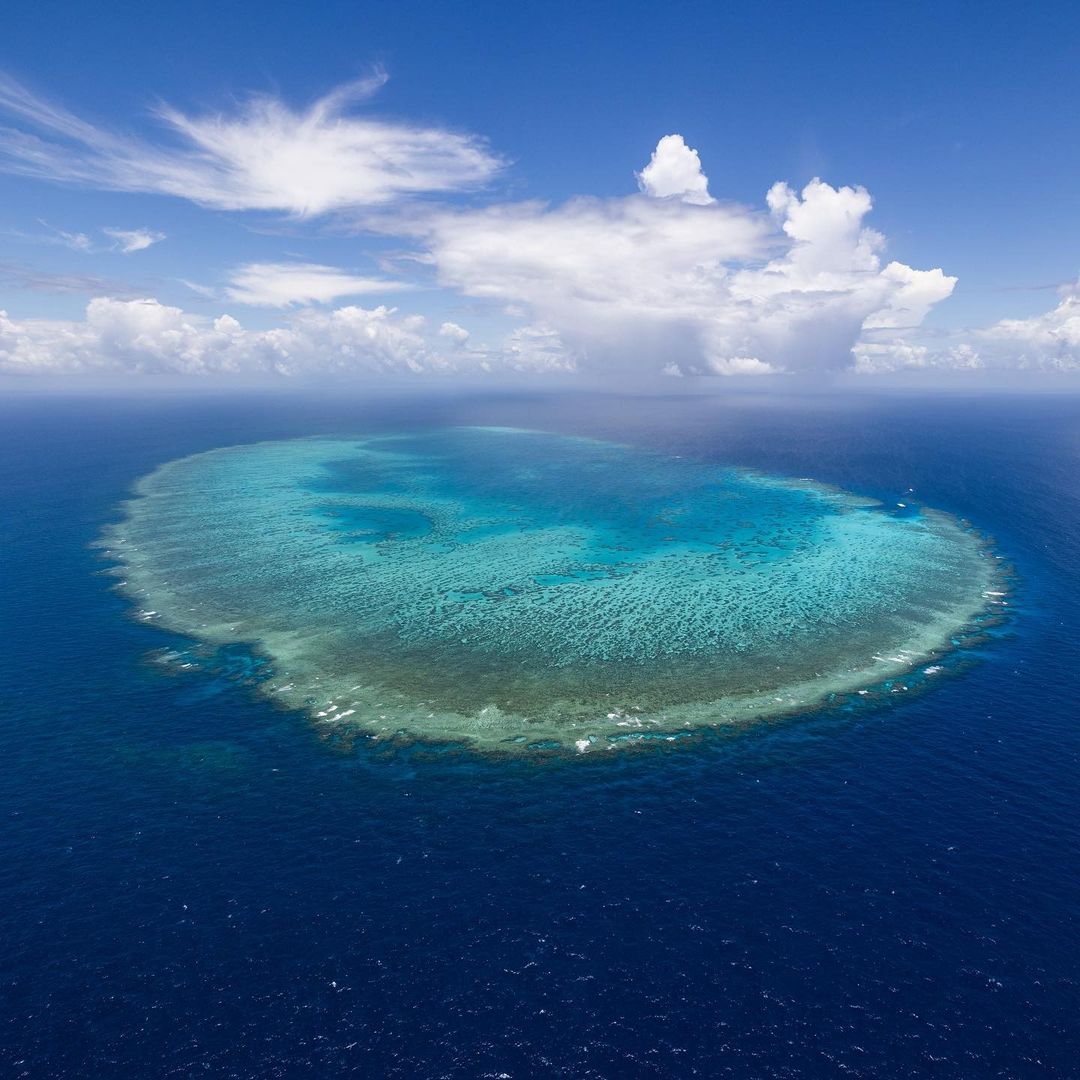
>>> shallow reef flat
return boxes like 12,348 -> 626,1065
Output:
101,428 -> 1003,752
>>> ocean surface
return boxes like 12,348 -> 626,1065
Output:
1,389 -> 1078,1077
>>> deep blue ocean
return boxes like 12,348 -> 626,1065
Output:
1,390 -> 1078,1078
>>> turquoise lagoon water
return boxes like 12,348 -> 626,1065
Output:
103,427 -> 1000,750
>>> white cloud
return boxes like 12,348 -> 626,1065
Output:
852,282 -> 1080,374
707,355 -> 778,376
221,261 -> 409,307
103,227 -> 165,253
438,321 -> 470,343
0,70 -> 502,216
851,339 -> 984,375
977,281 -> 1080,369
862,261 -> 959,330
27,222 -> 164,254
4,79 -> 1061,381
38,222 -> 93,251
408,140 -> 956,375
16,221 -> 162,254
636,134 -> 714,205
500,324 -> 577,373
851,339 -> 932,374
0,262 -> 139,296
0,297 -> 570,376
766,179 -> 878,272
947,343 -> 984,369
0,298 -> 431,375
409,192 -> 767,378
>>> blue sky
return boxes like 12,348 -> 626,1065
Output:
1,0 -> 1077,379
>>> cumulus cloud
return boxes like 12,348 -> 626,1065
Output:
220,261 -> 410,307
851,339 -> 984,375
636,134 -> 714,205
103,227 -> 165,253
0,70 -> 502,216
977,281 -> 1080,369
2,75 -> 1044,381
0,298 -> 432,375
500,324 -> 577,373
408,140 -> 956,375
438,321 -> 470,343
0,297 -> 571,377
408,193 -> 766,377
851,282 -> 1080,374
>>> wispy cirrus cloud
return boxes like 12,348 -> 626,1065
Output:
32,220 -> 93,251
15,221 -> 164,254
3,131 -> 961,378
103,227 -> 165,253
0,70 -> 503,217
0,261 -> 141,296
0,64 -> 964,378
3,60 -> 1063,382
219,261 -> 411,307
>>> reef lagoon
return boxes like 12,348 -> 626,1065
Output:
104,427 -> 1001,752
